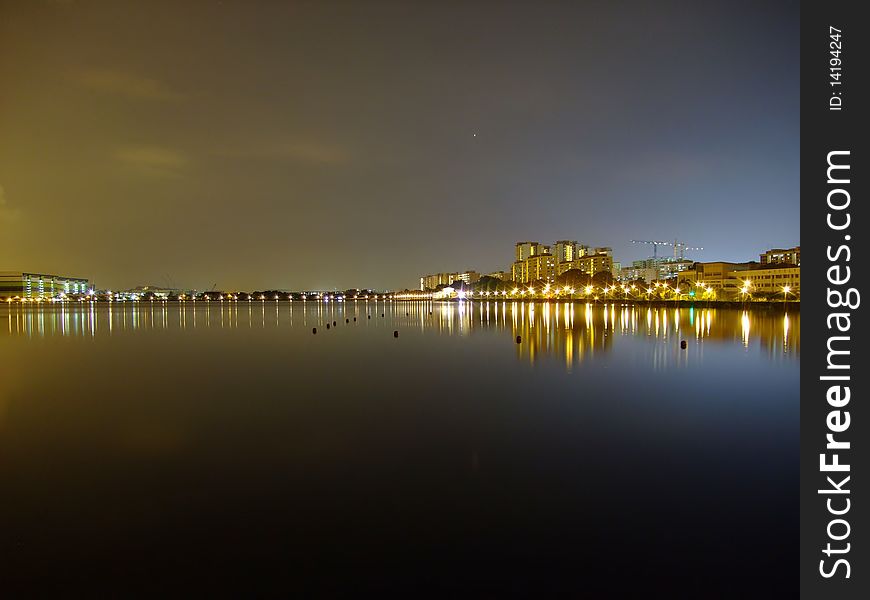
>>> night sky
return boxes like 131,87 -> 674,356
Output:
0,0 -> 799,291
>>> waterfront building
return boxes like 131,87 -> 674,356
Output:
679,264 -> 800,299
0,271 -> 91,299
420,271 -> 480,291
677,261 -> 798,299
760,246 -> 800,266
676,261 -> 754,296
736,264 -> 801,297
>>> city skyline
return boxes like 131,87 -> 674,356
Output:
2,239 -> 798,298
1,0 -> 799,291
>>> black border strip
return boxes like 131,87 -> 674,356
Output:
801,1 -> 867,597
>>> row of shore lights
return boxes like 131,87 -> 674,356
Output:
5,293 -> 396,303
396,280 -> 793,301
5,281 -> 794,303
394,284 -> 655,300
398,283 -> 666,300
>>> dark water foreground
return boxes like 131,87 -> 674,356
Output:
0,301 -> 798,596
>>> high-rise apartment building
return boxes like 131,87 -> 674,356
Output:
512,253 -> 556,284
552,240 -> 589,264
514,241 -> 549,262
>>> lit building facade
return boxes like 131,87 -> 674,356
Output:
619,265 -> 658,283
454,271 -> 480,285
657,258 -> 694,280
512,253 -> 556,284
514,241 -> 549,262
738,265 -> 801,296
676,262 -> 753,296
626,257 -> 693,281
420,271 -> 480,290
760,246 -> 800,266
679,263 -> 800,299
556,249 -> 613,277
0,272 -> 91,299
421,273 -> 453,290
552,240 -> 589,264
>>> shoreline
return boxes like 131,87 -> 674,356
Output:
3,298 -> 800,311
427,299 -> 800,311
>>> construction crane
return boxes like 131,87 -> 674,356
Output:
672,240 -> 703,260
631,239 -> 704,261
631,240 -> 669,261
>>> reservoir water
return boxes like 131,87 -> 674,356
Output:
0,301 -> 798,595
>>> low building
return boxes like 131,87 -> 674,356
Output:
738,264 -> 801,297
119,285 -> 182,300
0,271 -> 91,299
676,261 -> 753,296
677,261 -> 799,299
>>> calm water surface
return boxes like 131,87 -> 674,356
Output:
0,301 -> 798,595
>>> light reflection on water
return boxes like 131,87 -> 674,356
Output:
1,300 -> 798,369
0,299 -> 798,593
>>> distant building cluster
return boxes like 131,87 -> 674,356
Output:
511,241 -> 615,284
418,241 -> 800,301
420,241 -> 614,291
420,271 -> 480,291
